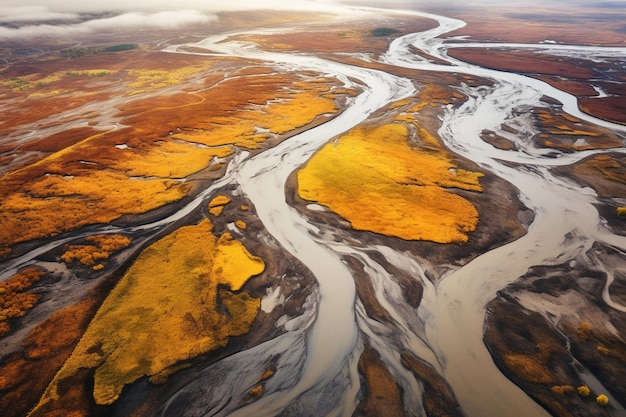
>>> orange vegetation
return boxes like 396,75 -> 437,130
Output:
0,295 -> 102,417
550,385 -> 575,395
0,169 -> 188,253
209,195 -> 232,216
502,342 -> 555,384
356,347 -> 405,417
30,218 -> 264,412
61,234 -> 131,267
297,102 -> 483,244
568,154 -> 626,198
230,17 -> 437,55
534,110 -> 623,150
0,267 -> 46,336
0,64 -> 345,254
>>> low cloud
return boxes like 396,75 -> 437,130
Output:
0,8 -> 216,38
0,0 -> 346,38
0,6 -> 78,22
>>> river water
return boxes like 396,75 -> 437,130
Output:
158,5 -> 626,417
3,3 -> 626,417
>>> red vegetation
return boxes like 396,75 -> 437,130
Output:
448,48 -> 626,125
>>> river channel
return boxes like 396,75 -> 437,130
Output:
159,4 -> 626,417
3,3 -> 626,417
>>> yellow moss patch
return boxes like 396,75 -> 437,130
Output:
248,385 -> 264,397
28,90 -> 65,99
0,170 -> 188,248
577,385 -> 591,397
297,122 -> 483,243
261,368 -> 275,380
127,66 -> 209,95
209,206 -> 225,216
65,70 -> 117,78
0,268 -> 46,336
209,195 -> 231,216
32,219 -> 264,409
111,140 -> 233,179
503,354 -> 552,384
209,195 -> 232,208
174,124 -> 268,150
173,84 -> 338,147
235,220 -> 247,230
62,234 -> 131,266
262,90 -> 337,134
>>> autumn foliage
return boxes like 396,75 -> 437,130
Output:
30,218 -> 264,413
0,62 -> 344,255
298,100 -> 483,243
0,267 -> 46,336
61,234 -> 131,267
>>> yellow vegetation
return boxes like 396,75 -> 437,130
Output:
503,353 -> 553,384
31,219 -> 264,410
173,86 -> 338,148
261,368 -> 275,380
0,170 -> 188,248
577,385 -> 591,397
617,206 -> 626,219
209,195 -> 232,208
110,140 -> 233,179
0,268 -> 46,336
61,234 -> 131,266
235,220 -> 247,230
127,66 -> 209,95
27,90 -> 65,99
297,117 -> 482,243
502,340 -> 562,385
209,206 -> 225,216
0,70 -> 345,254
65,70 -> 117,77
248,385 -> 264,397
209,195 -> 232,216
596,394 -> 609,405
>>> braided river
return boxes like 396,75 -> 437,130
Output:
3,4 -> 626,417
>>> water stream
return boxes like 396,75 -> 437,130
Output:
3,3 -> 626,417
154,5 -> 626,417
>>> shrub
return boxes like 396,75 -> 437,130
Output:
577,385 -> 591,397
370,28 -> 400,37
617,206 -> 626,219
596,394 -> 609,405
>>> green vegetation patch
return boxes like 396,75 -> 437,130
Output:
370,27 -> 400,37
